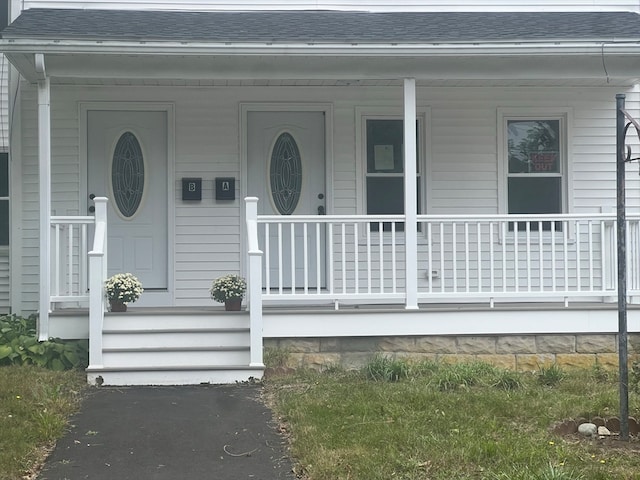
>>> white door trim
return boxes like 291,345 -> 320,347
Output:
239,102 -> 334,280
79,102 -> 176,305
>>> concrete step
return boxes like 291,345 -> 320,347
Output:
86,365 -> 264,386
102,346 -> 250,367
102,328 -> 250,349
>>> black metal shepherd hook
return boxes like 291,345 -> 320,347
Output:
616,93 -> 640,441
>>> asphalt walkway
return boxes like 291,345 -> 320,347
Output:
38,384 -> 294,479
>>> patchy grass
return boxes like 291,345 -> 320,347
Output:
266,360 -> 640,480
0,365 -> 85,480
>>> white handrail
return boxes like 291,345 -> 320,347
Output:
88,197 -> 108,370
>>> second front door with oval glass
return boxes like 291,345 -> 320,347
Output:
247,111 -> 326,290
87,110 -> 168,298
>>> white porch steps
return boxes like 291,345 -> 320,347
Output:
85,310 -> 264,386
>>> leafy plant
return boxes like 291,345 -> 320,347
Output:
538,363 -> 566,387
0,314 -> 88,370
264,347 -> 291,368
363,354 -> 409,382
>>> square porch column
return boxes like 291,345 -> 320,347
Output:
404,78 -> 418,310
36,54 -> 51,340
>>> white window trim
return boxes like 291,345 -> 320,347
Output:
355,107 -> 431,243
497,107 -> 574,243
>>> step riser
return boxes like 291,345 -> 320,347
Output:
104,315 -> 248,330
87,369 -> 263,386
102,331 -> 250,349
102,350 -> 250,367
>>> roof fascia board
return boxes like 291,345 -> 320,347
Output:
2,39 -> 640,57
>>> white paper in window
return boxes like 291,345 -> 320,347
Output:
374,145 -> 394,171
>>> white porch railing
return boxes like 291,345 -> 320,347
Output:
245,199 -> 639,307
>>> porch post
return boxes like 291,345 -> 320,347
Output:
245,197 -> 264,367
88,197 -> 108,369
403,78 -> 419,309
36,55 -> 51,341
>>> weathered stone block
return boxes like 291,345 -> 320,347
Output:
556,353 -> 596,369
438,354 -> 476,364
415,336 -> 457,354
456,336 -> 496,354
278,338 -> 321,353
496,336 -> 535,354
341,352 -> 375,369
338,337 -> 379,352
628,334 -> 640,354
319,337 -> 340,352
395,352 -> 437,363
515,354 -> 556,372
536,335 -> 575,353
476,354 -> 516,370
378,337 -> 416,352
302,353 -> 342,370
576,335 -> 616,354
595,353 -> 620,369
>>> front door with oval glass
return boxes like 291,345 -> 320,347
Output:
247,111 -> 326,290
87,111 -> 168,302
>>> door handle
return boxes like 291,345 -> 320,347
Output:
317,205 -> 325,215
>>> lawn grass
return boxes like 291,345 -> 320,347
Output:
0,365 -> 85,480
266,360 -> 640,480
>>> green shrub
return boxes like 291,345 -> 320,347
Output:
537,363 -> 566,387
0,315 -> 88,370
363,354 -> 409,382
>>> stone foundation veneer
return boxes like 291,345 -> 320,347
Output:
264,334 -> 640,371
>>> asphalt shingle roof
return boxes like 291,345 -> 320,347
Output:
3,8 -> 640,44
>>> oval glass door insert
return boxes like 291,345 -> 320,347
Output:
112,132 -> 145,218
270,132 -> 302,215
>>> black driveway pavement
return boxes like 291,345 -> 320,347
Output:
38,384 -> 294,479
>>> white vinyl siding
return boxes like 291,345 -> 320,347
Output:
19,0 -> 639,12
15,82 -> 640,312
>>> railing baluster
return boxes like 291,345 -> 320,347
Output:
341,223 -> 347,294
464,222 -> 470,293
439,222 -> 445,293
514,222 -> 519,293
277,223 -> 283,295
525,221 -> 531,292
366,223 -> 372,294
316,223 -> 321,294
452,222 -> 457,293
53,224 -> 60,296
501,221 -> 507,292
80,223 -> 87,294
538,221 -> 543,292
303,222 -> 309,294
290,223 -> 296,294
354,223 -> 359,294
264,224 -> 271,294
551,221 -> 557,292
489,222 -> 495,294
576,220 -> 582,291
477,223 -> 482,293
67,224 -> 73,296
563,221 -> 569,292
427,221 -> 433,294
391,221 -> 397,294
328,223 -> 335,295
379,222 -> 384,293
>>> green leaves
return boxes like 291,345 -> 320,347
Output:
0,314 -> 88,370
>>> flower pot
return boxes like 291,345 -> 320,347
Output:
224,298 -> 242,311
109,300 -> 127,312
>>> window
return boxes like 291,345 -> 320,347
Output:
365,118 -> 422,232
505,117 -> 565,231
0,152 -> 8,245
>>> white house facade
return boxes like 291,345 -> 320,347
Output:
2,1 -> 640,384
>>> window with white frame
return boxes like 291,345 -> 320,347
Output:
505,116 -> 565,231
364,118 -> 422,231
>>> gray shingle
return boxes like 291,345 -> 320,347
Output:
2,8 -> 640,44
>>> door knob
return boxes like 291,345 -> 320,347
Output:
89,193 -> 96,200
89,206 -> 95,213
317,205 -> 325,215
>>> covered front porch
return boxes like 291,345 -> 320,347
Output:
43,197 -> 640,384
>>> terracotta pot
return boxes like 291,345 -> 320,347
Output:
109,300 -> 127,312
224,298 -> 242,311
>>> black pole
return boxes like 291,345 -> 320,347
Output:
616,93 -> 629,441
